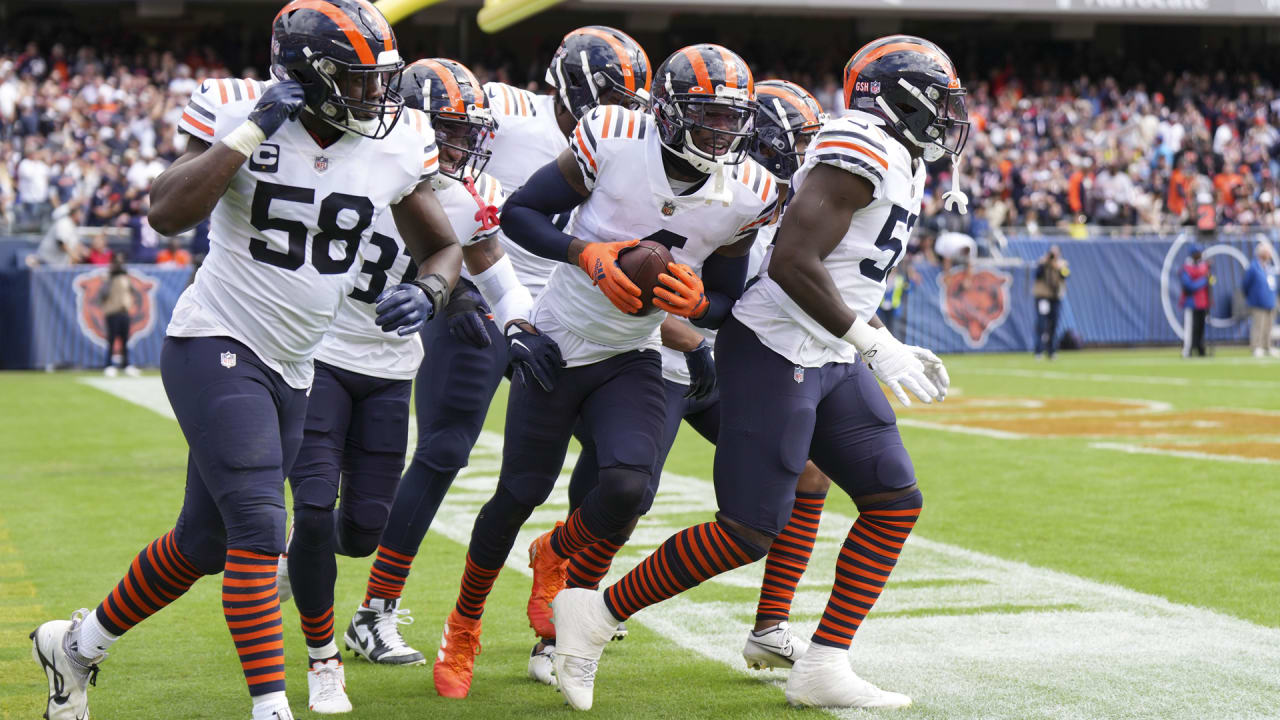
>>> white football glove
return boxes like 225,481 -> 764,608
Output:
907,344 -> 950,402
858,327 -> 938,406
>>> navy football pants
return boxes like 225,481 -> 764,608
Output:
714,316 -> 916,536
164,336 -> 308,574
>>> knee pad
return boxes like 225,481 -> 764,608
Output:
415,425 -> 479,474
468,484 -> 536,568
596,466 -> 651,520
174,524 -> 226,576
872,443 -> 917,494
335,501 -> 390,558
291,505 -> 335,549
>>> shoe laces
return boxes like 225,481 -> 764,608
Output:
372,607 -> 414,651
443,625 -> 481,674
568,656 -> 597,687
310,661 -> 345,700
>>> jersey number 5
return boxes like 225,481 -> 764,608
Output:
859,204 -> 917,282
249,181 -> 374,274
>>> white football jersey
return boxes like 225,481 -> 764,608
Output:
483,82 -> 567,298
169,77 -> 437,389
733,112 -> 925,368
315,118 -> 504,380
658,232 -> 770,385
532,105 -> 778,367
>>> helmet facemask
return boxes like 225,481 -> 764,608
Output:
751,95 -> 824,181
875,77 -> 968,162
430,106 -> 496,180
288,48 -> 405,140
658,86 -> 756,175
545,51 -> 650,119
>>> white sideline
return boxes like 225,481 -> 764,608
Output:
81,377 -> 1280,720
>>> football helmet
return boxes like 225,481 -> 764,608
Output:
397,58 -> 496,180
271,0 -> 404,140
750,79 -> 825,181
652,44 -> 756,174
545,25 -> 651,119
843,34 -> 967,162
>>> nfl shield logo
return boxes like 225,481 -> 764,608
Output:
314,155 -> 330,173
220,351 -> 237,369
793,365 -> 805,383
661,200 -> 676,217
870,81 -> 881,94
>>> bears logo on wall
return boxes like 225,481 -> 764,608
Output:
73,268 -> 159,350
938,267 -> 1013,348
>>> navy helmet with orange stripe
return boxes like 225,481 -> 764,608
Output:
397,58 -> 496,181
545,26 -> 651,120
843,34 -> 968,162
750,79 -> 826,181
652,44 -> 757,175
271,0 -> 404,140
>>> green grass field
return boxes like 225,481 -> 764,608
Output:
2,348 -> 1278,719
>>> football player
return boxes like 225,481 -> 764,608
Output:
545,79 -> 832,679
342,26 -> 651,674
28,3 -> 462,719
274,57 -> 548,713
550,35 -> 959,711
432,45 -> 775,703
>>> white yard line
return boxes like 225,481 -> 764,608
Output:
82,377 -> 1280,719
1088,441 -> 1280,466
961,367 -> 1280,389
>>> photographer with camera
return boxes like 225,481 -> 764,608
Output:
1033,244 -> 1070,359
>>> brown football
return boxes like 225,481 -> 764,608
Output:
616,240 -> 675,316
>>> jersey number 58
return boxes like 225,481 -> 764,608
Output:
859,204 -> 917,283
249,181 -> 374,275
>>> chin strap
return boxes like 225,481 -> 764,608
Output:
941,154 -> 969,215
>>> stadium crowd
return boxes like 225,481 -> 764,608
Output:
3,39 -> 1279,264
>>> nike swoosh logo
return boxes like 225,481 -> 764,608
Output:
200,80 -> 210,93
511,339 -> 529,352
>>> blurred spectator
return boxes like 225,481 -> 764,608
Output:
1033,245 -> 1070,359
27,200 -> 83,266
1242,242 -> 1278,358
155,236 -> 191,266
878,268 -> 913,340
16,147 -> 51,230
85,232 -> 112,265
935,231 -> 976,272
99,251 -> 138,377
1180,244 -> 1212,357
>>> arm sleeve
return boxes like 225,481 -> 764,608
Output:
690,252 -> 750,330
498,160 -> 589,264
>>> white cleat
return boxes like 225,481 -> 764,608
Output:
611,622 -> 628,641
527,643 -> 557,686
307,658 -> 353,714
551,589 -> 619,711
785,645 -> 911,709
123,365 -> 141,377
30,609 -> 101,720
743,621 -> 808,669
343,598 -> 426,665
102,366 -> 118,378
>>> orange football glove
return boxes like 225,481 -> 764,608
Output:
654,262 -> 710,319
577,239 -> 643,314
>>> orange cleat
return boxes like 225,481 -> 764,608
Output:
433,610 -> 482,699
527,523 -> 569,638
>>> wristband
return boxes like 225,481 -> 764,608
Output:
412,273 -> 450,319
840,316 -> 881,354
220,121 -> 267,158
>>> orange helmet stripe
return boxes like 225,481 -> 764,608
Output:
275,0 -> 377,65
455,62 -> 485,109
758,82 -> 820,126
616,28 -> 652,93
846,40 -> 958,102
422,59 -> 464,113
577,27 -> 636,94
715,46 -> 739,89
352,0 -> 394,52
681,47 -> 713,95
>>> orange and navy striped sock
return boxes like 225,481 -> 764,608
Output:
547,509 -> 601,561
566,536 -> 624,590
811,490 -> 921,650
298,607 -> 335,651
364,545 -> 414,604
755,491 -> 826,626
603,521 -> 765,621
454,552 -> 502,620
94,529 -> 203,636
223,549 -> 286,696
